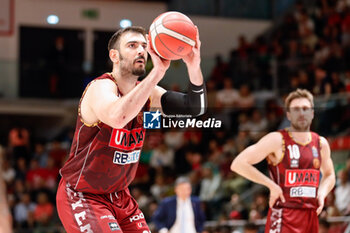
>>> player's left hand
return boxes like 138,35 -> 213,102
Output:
316,195 -> 325,215
182,26 -> 201,68
147,34 -> 171,73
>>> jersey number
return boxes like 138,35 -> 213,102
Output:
287,144 -> 300,159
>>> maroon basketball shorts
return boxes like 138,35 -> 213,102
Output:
56,179 -> 150,233
265,207 -> 318,233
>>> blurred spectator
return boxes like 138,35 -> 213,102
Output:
32,142 -> 49,168
26,158 -> 59,191
251,191 -> 269,218
312,66 -> 328,95
186,150 -> 203,172
15,157 -> 27,181
216,78 -> 239,110
152,176 -> 205,233
221,193 -> 248,220
335,169 -> 350,214
8,126 -> 30,161
321,191 -> 341,218
325,71 -> 346,94
151,174 -> 171,202
33,192 -> 54,225
235,131 -> 252,153
238,113 -> 252,132
199,162 -> 223,220
297,70 -> 312,90
2,158 -> 15,185
285,40 -> 301,74
12,179 -> 26,201
314,38 -> 330,65
298,10 -> 318,50
249,109 -> 268,141
48,140 -> 67,168
150,141 -> 174,170
210,55 -> 229,88
164,129 -> 184,150
14,192 -> 36,228
199,163 -> 222,202
236,85 -> 255,110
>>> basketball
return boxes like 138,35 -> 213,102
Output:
149,11 -> 197,60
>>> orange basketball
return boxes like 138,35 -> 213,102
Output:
149,11 -> 197,60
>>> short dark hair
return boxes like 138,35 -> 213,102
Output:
107,26 -> 147,51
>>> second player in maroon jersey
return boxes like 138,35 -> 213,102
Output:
231,89 -> 335,233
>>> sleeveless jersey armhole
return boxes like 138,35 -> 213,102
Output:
78,79 -> 101,127
273,131 -> 285,166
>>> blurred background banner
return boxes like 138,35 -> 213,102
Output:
0,0 -> 14,35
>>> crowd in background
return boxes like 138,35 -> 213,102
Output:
1,0 -> 350,233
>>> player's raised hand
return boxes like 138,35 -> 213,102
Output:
182,26 -> 201,68
146,34 -> 170,73
269,183 -> 286,208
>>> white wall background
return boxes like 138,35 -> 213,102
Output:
0,0 -> 271,97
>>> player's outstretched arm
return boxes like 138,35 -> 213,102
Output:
316,136 -> 336,215
182,26 -> 203,86
151,27 -> 207,117
231,132 -> 286,207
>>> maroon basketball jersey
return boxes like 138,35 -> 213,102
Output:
268,128 -> 322,209
60,73 -> 150,194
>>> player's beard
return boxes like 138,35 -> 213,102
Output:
119,53 -> 146,76
291,119 -> 310,132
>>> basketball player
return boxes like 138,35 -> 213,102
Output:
231,89 -> 335,233
0,146 -> 12,233
56,26 -> 206,233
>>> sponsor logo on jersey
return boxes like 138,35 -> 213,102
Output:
130,213 -> 145,222
285,169 -> 320,187
290,186 -> 316,198
290,159 -> 299,168
312,146 -> 319,157
109,128 -> 145,150
108,222 -> 120,231
113,150 -> 140,165
144,111 -> 161,129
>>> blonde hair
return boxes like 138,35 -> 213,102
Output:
285,89 -> 314,111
